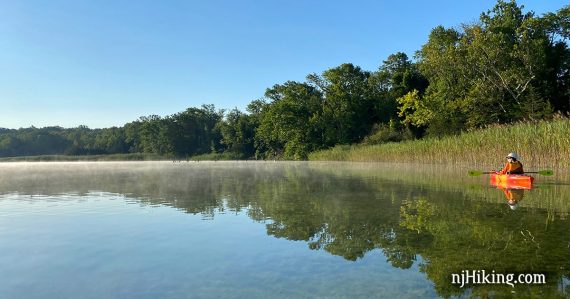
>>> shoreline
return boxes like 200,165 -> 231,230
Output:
2,118 -> 569,168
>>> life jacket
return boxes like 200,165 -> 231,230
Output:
499,161 -> 524,174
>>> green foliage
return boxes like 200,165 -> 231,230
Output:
0,105 -> 224,159
189,151 -> 245,161
1,1 -> 568,161
403,0 -> 569,136
307,63 -> 379,145
217,108 -> 255,157
255,81 -> 324,160
310,117 -> 570,168
397,90 -> 431,127
362,120 -> 413,145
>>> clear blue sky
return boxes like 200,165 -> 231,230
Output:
0,0 -> 566,129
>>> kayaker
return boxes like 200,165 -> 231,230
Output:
498,152 -> 524,174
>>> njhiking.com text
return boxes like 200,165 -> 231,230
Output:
451,270 -> 546,288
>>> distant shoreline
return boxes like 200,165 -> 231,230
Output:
0,153 -> 167,162
2,118 -> 570,167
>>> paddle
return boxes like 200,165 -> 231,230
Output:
468,170 -> 554,176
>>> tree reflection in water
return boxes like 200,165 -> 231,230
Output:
1,162 -> 569,297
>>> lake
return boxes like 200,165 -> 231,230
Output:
1,161 -> 569,298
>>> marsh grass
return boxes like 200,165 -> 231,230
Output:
309,118 -> 570,168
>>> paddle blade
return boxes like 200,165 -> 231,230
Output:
538,169 -> 554,176
468,170 -> 483,176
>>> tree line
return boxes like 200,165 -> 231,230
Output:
1,1 -> 568,160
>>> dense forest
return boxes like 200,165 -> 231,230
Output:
1,1 -> 569,160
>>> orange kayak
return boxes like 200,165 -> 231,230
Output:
490,173 -> 534,189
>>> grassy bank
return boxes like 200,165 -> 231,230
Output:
0,153 -> 167,162
309,118 -> 570,168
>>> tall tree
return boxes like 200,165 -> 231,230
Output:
255,81 -> 323,159
400,0 -> 567,136
217,108 -> 256,157
307,63 -> 377,144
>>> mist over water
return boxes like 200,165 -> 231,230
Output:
1,161 -> 569,298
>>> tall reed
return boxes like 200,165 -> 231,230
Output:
309,118 -> 570,168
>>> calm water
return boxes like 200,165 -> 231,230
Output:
1,161 -> 569,298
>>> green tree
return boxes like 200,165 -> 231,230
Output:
371,52 -> 428,139
307,63 -> 378,145
255,81 -> 324,159
217,108 -> 256,158
401,26 -> 468,136
404,0 -> 565,136
94,127 -> 128,154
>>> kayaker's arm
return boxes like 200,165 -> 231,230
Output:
498,163 -> 509,175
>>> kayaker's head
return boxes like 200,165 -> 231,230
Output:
508,201 -> 518,210
506,152 -> 519,162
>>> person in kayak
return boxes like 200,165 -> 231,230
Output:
498,152 -> 524,174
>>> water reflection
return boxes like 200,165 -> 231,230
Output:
0,162 -> 569,298
498,188 -> 526,210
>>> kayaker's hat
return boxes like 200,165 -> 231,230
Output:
506,152 -> 519,160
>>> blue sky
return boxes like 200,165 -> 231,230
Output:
0,0 -> 566,129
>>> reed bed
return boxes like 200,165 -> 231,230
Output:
309,118 -> 570,168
